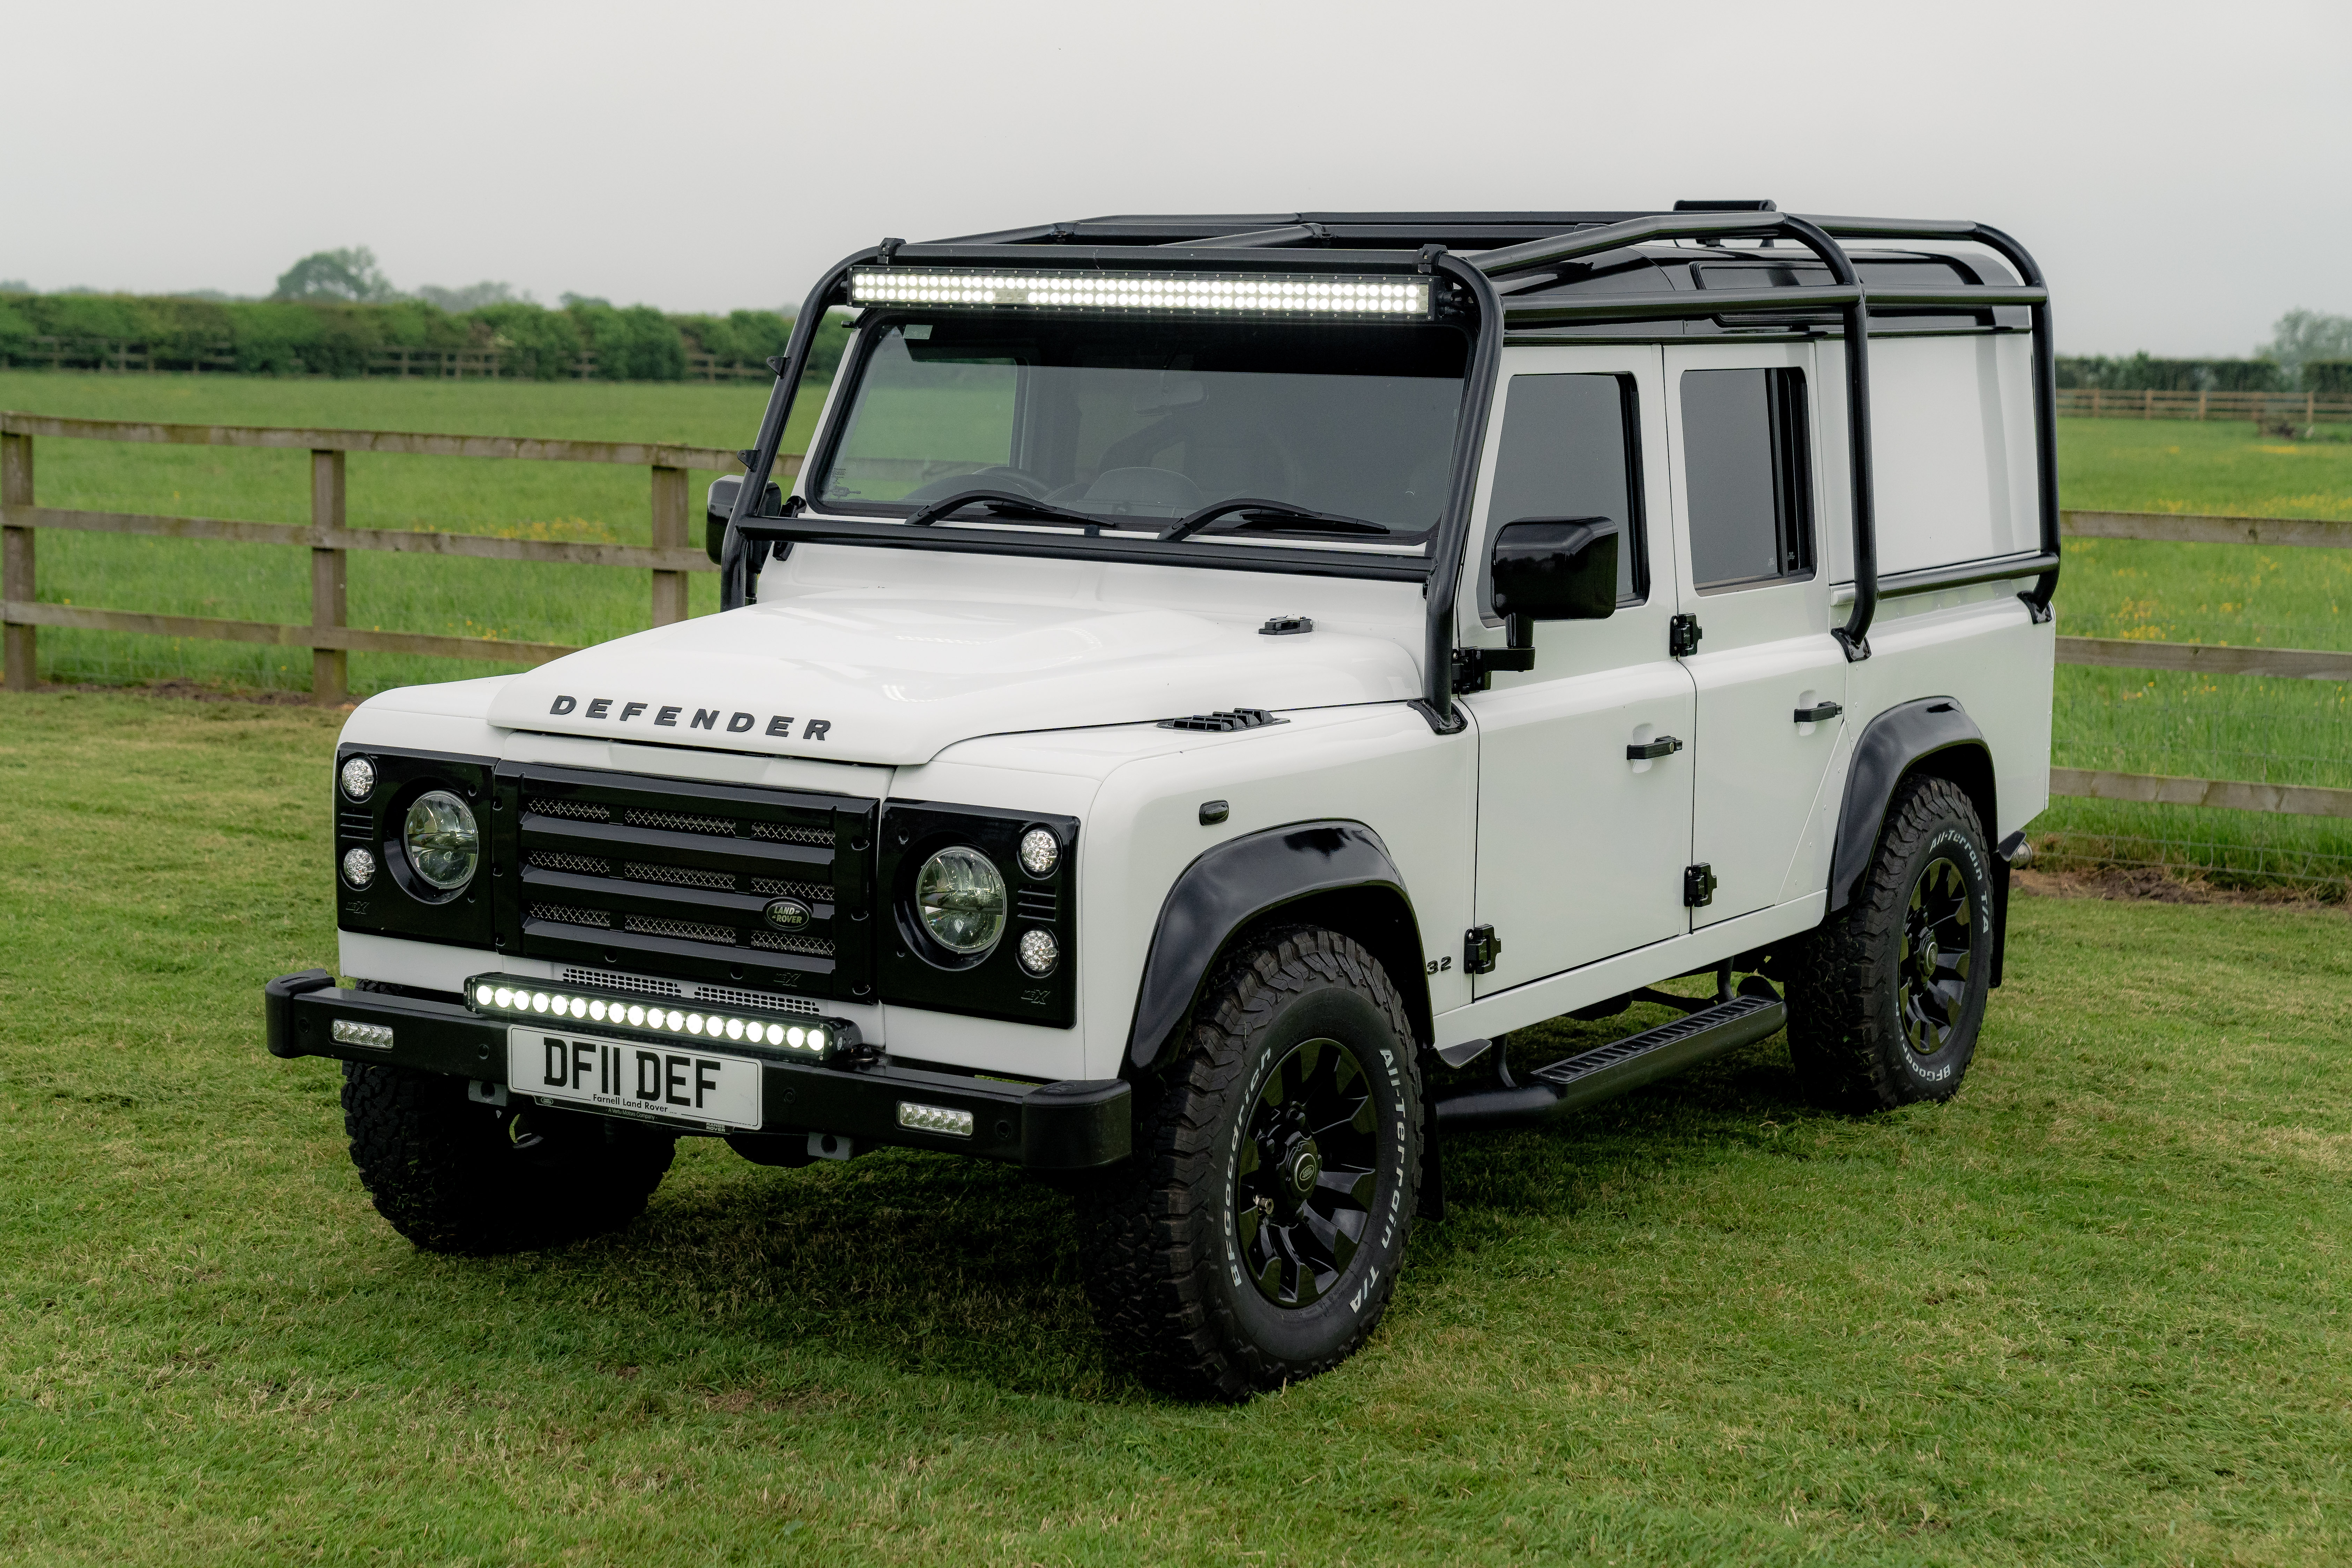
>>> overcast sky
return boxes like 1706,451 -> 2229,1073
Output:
8,0 -> 2346,357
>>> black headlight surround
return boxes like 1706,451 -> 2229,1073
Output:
335,744 -> 496,949
879,802 -> 1076,1028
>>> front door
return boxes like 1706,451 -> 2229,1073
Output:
1662,343 -> 1849,928
1466,347 -> 1695,997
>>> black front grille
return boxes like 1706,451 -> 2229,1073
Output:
496,763 -> 876,1002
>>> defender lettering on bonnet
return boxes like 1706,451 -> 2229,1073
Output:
547,696 -> 831,740
276,201 -> 2056,1407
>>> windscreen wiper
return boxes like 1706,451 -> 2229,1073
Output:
1161,497 -> 1392,543
904,488 -> 1108,532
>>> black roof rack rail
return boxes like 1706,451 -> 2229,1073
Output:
1800,216 -> 2059,620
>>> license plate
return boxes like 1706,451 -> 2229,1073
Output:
508,1027 -> 764,1131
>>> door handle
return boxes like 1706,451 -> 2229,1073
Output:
1626,736 -> 1684,761
1794,701 -> 1843,723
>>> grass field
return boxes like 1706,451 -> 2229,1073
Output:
3,372 -> 2349,886
0,371 -> 824,693
7,691 -> 2352,1564
2041,421 -> 2352,888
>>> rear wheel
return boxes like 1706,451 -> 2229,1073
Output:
1076,927 -> 1421,1402
341,1062 -> 675,1254
1784,775 -> 1995,1110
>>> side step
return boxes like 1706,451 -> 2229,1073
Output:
1432,992 -> 1787,1132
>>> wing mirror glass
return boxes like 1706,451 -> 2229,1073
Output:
705,474 -> 784,563
1489,517 -> 1619,622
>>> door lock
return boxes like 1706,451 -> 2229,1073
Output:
1626,736 -> 1684,761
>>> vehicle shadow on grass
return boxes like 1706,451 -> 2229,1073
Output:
488,1007 -> 1839,1405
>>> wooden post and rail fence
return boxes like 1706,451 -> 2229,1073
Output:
2,409 -> 2349,830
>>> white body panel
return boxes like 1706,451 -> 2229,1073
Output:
1457,345 -> 1695,993
1662,340 -> 1852,928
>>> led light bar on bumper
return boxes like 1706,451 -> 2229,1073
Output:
463,975 -> 856,1061
849,267 -> 1433,319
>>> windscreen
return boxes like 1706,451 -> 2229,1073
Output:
816,315 -> 1469,542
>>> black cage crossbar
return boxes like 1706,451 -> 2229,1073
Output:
1799,216 -> 2060,616
721,209 -> 2058,729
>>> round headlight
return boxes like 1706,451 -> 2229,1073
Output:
402,790 -> 480,891
341,846 -> 376,889
1018,827 -> 1060,877
1017,927 -> 1059,976
915,845 -> 1007,956
340,755 -> 376,802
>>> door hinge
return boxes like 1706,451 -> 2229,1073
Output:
1669,614 -> 1703,658
1683,863 -> 1717,908
1463,926 -> 1502,974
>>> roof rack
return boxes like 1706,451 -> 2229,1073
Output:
723,209 -> 2058,733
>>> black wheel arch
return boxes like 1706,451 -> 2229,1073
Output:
1123,820 -> 1433,1076
1828,696 -> 2009,985
1830,698 -> 1998,913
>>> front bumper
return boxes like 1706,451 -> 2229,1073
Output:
263,969 -> 1130,1169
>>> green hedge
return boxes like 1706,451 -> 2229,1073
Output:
2302,360 -> 2352,397
2055,354 -> 2288,393
0,292 -> 854,384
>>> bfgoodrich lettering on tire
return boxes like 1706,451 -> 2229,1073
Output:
1784,774 -> 1995,1111
1076,927 -> 1422,1402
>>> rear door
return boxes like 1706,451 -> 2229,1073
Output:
1662,342 -> 1849,928
1466,347 -> 1694,996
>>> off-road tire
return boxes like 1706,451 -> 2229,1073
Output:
1784,774 -> 1995,1111
1076,927 -> 1422,1402
341,1062 -> 676,1254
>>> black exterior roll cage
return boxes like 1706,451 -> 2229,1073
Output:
721,206 -> 2060,734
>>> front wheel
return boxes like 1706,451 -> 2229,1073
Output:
341,1062 -> 676,1254
1076,927 -> 1422,1402
1784,774 -> 1996,1110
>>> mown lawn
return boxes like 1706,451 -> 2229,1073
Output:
5,690 -> 2350,1565
2043,419 -> 2352,888
0,371 -> 821,694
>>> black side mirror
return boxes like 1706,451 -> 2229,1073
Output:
705,474 -> 784,563
1490,516 -> 1619,622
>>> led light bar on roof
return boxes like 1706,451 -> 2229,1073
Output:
848,268 -> 1433,319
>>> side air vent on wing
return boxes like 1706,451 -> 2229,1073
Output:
1158,708 -> 1289,733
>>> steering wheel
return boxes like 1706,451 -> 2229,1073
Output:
900,465 -> 1054,504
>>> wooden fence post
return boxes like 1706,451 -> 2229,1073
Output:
650,465 -> 689,626
2,431 -> 32,691
311,449 -> 347,704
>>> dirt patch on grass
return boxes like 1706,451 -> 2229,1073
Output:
2016,864 -> 2344,909
47,678 -> 353,710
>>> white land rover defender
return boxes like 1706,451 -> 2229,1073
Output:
266,203 -> 2058,1400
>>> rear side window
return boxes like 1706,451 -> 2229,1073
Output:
1484,373 -> 1645,605
1679,367 -> 1814,591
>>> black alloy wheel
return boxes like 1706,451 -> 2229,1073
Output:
1899,855 -> 1974,1055
1074,926 -> 1422,1401
1236,1037 -> 1380,1309
1782,774 -> 1996,1111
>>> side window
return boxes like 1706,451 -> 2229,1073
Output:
1484,373 -> 1646,607
1678,367 -> 1814,591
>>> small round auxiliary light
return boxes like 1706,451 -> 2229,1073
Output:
1018,827 -> 1060,877
339,755 -> 376,802
1018,928 -> 1060,977
341,847 -> 376,889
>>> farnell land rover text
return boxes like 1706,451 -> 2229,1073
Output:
265,203 -> 2058,1400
